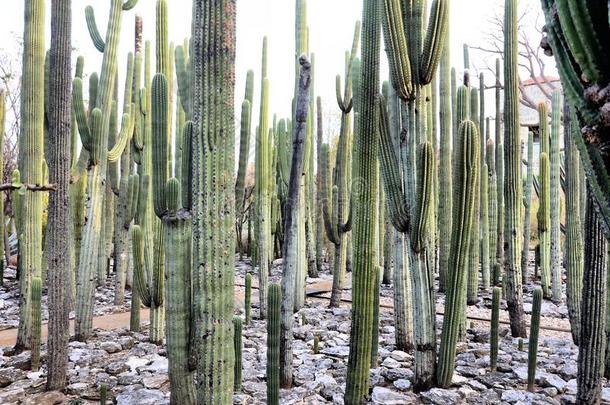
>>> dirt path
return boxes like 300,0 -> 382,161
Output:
0,278 -> 573,347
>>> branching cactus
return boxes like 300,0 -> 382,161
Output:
437,120 -> 480,387
74,0 -> 138,342
321,22 -> 359,308
378,0 -> 449,391
527,287 -> 542,392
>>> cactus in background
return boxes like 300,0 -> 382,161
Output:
467,87 -> 480,305
540,0 -> 610,236
539,151 -> 551,299
564,107 -> 583,345
74,0 -> 138,342
234,317 -> 243,392
245,273 -> 252,325
378,0 -> 449,391
549,91 -> 562,303
481,163 -> 490,289
236,71 -> 254,256
503,0 -> 526,337
494,58 -> 505,281
438,35 -> 452,293
487,137 -> 498,285
322,23 -> 359,308
527,288 -> 542,391
521,132 -> 534,285
437,120 -> 480,387
15,0 -> 46,352
313,334 -> 320,353
0,92 -> 4,284
490,286 -> 501,371
267,284 -> 281,405
100,383 -> 107,405
30,276 -> 42,371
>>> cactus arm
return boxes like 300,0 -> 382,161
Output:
132,225 -> 152,307
152,73 -> 169,218
72,78 -> 91,151
320,144 -> 340,245
107,113 -> 131,162
122,0 -> 138,10
420,0 -> 449,85
85,6 -> 105,53
381,0 -> 412,100
152,223 -> 164,307
378,98 -> 409,233
174,45 -> 191,117
411,142 -> 434,253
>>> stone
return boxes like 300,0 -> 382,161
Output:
116,387 -> 167,405
125,356 -> 150,372
101,341 -> 123,354
106,360 -> 129,375
320,345 -> 350,359
4,352 -> 31,370
393,379 -> 411,391
66,382 -> 89,396
0,367 -> 26,388
371,386 -> 411,404
512,366 -> 528,381
21,391 -> 66,405
420,388 -> 462,405
0,387 -> 24,404
381,356 -> 401,369
501,389 -> 526,403
389,350 -> 409,362
143,374 -> 169,389
539,372 -> 567,392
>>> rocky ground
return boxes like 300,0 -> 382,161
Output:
0,257 -> 608,404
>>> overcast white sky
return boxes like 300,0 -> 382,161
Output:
0,0 -> 553,141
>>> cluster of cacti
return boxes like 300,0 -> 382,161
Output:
527,288 -> 542,392
321,21 -> 359,308
267,284 -> 281,405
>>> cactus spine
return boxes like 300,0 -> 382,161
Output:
267,284 -> 281,405
527,287 -> 542,391
370,266 -> 381,367
437,120 -> 480,387
503,0 -> 526,337
549,91 -> 562,303
565,107 -> 583,345
15,0 -> 45,352
490,286 -> 501,371
234,316 -> 243,392
521,132 -> 534,285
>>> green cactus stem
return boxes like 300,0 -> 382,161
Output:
437,120 -> 480,388
549,91 -> 562,303
30,276 -> 42,371
490,286 -> 501,371
234,316 -> 243,392
100,383 -> 107,404
539,152 -> 551,299
267,284 -> 281,405
521,132 -> 534,285
527,287 -> 542,392
481,162 -> 490,289
245,272 -> 252,325
236,70 -> 254,257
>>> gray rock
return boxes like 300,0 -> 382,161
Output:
101,341 -> 123,354
0,387 -> 24,404
321,345 -> 350,359
116,387 -> 167,405
393,379 -> 411,391
21,390 -> 66,405
106,360 -> 129,375
371,386 -> 411,404
501,389 -> 527,403
420,388 -> 462,405
0,367 -> 26,388
539,372 -> 567,392
381,356 -> 401,369
142,374 -> 169,389
389,350 -> 409,362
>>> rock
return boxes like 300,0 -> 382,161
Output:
0,367 -> 26,388
21,391 -> 66,405
101,341 -> 123,354
602,388 -> 610,403
381,367 -> 413,382
116,387 -> 167,405
539,372 -> 567,392
117,371 -> 142,386
371,386 -> 411,404
0,387 -> 24,404
106,360 -> 129,375
143,374 -> 169,389
450,373 -> 468,386
119,336 -> 136,350
125,356 -> 150,372
420,388 -> 462,405
512,366 -> 528,381
393,379 -> 411,391
501,389 -> 526,403
143,355 -> 169,374
4,351 -> 31,370
320,345 -> 350,359
381,356 -> 401,369
66,382 -> 89,396
389,350 -> 409,362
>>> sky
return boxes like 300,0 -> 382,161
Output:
0,0 -> 553,143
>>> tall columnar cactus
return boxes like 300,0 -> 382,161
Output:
539,152 -> 551,298
487,137 -> 498,285
267,284 -> 281,405
437,120 -> 480,387
74,0 -> 138,342
245,272 -> 252,325
467,87 -> 480,305
481,162 -> 490,289
233,316 -> 243,392
190,0 -> 238,401
378,0 -> 449,391
15,0 -> 45,352
370,266 -> 381,367
438,34 -> 452,293
549,90 -> 562,303
540,0 -> 610,237
30,276 -> 42,371
0,92 -> 5,285
527,287 -> 542,392
322,22 -> 359,308
490,286 -> 501,372
521,132 -> 534,285
503,0 -> 526,337
564,107 -> 583,345
343,0 -> 383,401
494,58 -> 505,277
236,70 -> 254,256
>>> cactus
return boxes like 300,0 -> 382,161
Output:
236,71 -> 254,256
521,132 -> 534,285
540,0 -> 610,237
467,87 -> 480,305
234,317 -> 243,392
539,152 -> 551,299
74,0 -> 138,342
438,35 -> 452,293
30,276 -> 42,371
436,120 -> 480,387
370,266 -> 381,368
15,0 -> 46,352
0,92 -> 4,284
549,91 -> 562,303
565,107 -> 583,345
323,22 -> 359,308
494,58 -> 505,282
502,0 -> 526,338
518,338 -> 524,351
99,383 -> 107,404
378,0 -> 449,391
490,286 -> 501,371
245,273 -> 252,325
267,284 -> 281,405
481,163 -> 490,289
527,288 -> 542,391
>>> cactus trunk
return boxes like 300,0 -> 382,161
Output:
527,288 -> 542,391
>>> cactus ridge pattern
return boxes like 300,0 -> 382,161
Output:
528,288 -> 543,391
267,284 -> 281,405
